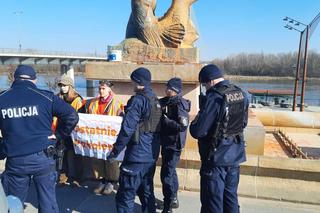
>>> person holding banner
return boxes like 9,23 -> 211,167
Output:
108,67 -> 162,213
85,80 -> 124,195
54,74 -> 85,187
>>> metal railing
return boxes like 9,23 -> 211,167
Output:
275,129 -> 311,159
0,48 -> 106,58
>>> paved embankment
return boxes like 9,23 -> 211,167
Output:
1,151 -> 320,206
18,182 -> 320,213
154,151 -> 320,205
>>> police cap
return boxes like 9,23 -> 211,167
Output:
14,65 -> 37,80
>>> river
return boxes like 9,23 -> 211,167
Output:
1,74 -> 319,106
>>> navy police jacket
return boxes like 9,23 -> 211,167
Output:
159,95 -> 190,151
112,87 -> 160,163
0,80 -> 79,157
190,80 -> 249,166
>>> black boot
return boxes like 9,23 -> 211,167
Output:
171,196 -> 179,209
162,200 -> 173,213
155,199 -> 164,210
162,208 -> 173,213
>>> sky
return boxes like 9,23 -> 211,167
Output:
0,0 -> 320,61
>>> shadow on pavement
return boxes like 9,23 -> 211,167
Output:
25,181 -> 143,213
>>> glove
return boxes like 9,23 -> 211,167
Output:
0,150 -> 6,160
0,138 -> 6,160
199,95 -> 207,111
179,116 -> 189,128
107,151 -> 117,163
48,134 -> 57,140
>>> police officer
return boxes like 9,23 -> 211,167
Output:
190,64 -> 249,213
159,78 -> 190,213
108,67 -> 161,213
0,65 -> 79,212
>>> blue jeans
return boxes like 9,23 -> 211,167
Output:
160,148 -> 181,209
200,165 -> 240,213
116,162 -> 156,213
1,151 -> 58,213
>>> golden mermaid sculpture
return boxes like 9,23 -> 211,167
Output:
126,0 -> 199,48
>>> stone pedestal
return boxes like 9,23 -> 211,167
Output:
85,62 -> 202,115
109,39 -> 199,64
244,110 -> 265,155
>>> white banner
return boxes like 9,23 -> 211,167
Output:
71,113 -> 124,160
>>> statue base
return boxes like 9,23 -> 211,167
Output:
109,38 -> 200,64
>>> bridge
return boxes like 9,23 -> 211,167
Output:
0,48 -> 107,65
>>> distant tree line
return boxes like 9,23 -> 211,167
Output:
211,51 -> 320,78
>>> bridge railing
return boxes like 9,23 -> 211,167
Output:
0,48 -> 106,58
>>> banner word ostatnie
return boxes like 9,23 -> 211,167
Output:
71,113 -> 124,160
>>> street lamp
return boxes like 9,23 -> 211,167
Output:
283,16 -> 307,112
13,11 -> 23,52
284,24 -> 302,33
283,16 -> 308,27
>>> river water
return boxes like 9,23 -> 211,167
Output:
1,74 -> 319,106
233,79 -> 320,106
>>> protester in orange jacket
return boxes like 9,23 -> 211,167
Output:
85,80 -> 124,195
54,74 -> 85,187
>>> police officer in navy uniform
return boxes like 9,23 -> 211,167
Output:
0,65 -> 79,212
190,64 -> 249,213
159,78 -> 190,213
108,67 -> 161,213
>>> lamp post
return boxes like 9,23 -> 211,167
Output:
13,11 -> 23,52
300,25 -> 309,112
283,17 -> 307,111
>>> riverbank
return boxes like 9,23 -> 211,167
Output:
1,65 -> 320,82
226,75 -> 320,82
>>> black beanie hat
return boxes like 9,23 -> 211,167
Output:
198,64 -> 223,83
167,77 -> 182,94
130,67 -> 151,86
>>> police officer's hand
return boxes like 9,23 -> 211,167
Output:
48,134 -> 57,140
107,151 -> 117,163
191,114 -> 199,124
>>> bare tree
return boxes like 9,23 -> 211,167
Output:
212,52 -> 320,77
45,76 -> 60,92
6,65 -> 16,86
